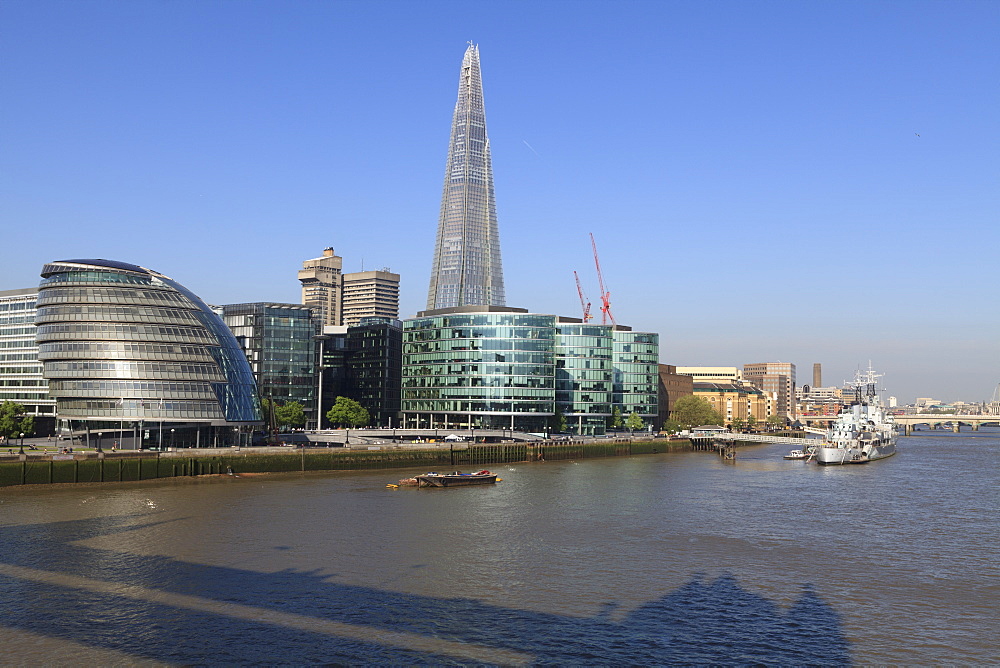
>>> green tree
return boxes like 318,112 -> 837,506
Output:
609,406 -> 623,429
731,417 -> 745,432
625,411 -> 644,432
275,401 -> 306,429
747,415 -> 757,430
661,418 -> 683,433
671,396 -> 724,428
0,401 -> 34,441
549,403 -> 568,433
326,396 -> 370,428
766,414 -> 786,427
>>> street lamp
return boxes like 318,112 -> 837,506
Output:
170,428 -> 175,449
96,432 -> 103,453
18,432 -> 24,455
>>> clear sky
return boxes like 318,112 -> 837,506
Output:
2,0 -> 997,404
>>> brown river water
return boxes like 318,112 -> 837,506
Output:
1,429 -> 996,665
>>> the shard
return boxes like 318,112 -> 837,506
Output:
426,43 -> 505,310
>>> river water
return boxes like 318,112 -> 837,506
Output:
0,429 -> 996,665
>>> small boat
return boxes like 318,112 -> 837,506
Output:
784,449 -> 809,460
414,470 -> 498,488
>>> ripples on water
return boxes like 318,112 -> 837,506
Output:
0,429 -> 996,664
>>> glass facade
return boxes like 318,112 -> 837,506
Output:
612,331 -> 660,429
403,311 -> 555,431
222,303 -> 318,425
402,308 -> 660,435
555,324 -> 613,435
426,44 -> 505,310
35,260 -> 262,447
0,288 -> 56,434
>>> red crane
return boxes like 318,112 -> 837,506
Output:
574,270 -> 593,322
590,233 -> 615,325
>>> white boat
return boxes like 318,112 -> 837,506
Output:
815,366 -> 897,466
784,449 -> 809,460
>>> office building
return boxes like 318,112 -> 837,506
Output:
0,288 -> 56,434
426,43 -> 505,310
222,303 -> 318,427
813,363 -> 822,388
401,306 -> 658,435
743,362 -> 797,419
342,270 -> 400,326
299,247 -> 343,328
36,259 -> 262,448
299,248 -> 400,328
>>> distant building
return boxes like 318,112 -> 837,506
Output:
813,363 -> 822,388
36,259 -> 262,448
0,288 -> 56,434
222,302 -> 319,427
693,382 -> 772,424
298,247 -> 343,328
743,362 -> 796,418
342,270 -> 400,327
299,248 -> 400,328
675,366 -> 743,382
657,364 -> 694,429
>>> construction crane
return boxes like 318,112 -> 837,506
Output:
590,233 -> 615,325
574,270 -> 593,322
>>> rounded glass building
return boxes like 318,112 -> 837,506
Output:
36,259 -> 262,448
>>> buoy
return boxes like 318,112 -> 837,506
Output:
496,478 -> 503,482
385,484 -> 398,488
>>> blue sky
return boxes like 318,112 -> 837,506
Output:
2,0 -> 998,404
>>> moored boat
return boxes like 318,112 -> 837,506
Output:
815,366 -> 897,466
415,470 -> 498,487
784,449 -> 809,460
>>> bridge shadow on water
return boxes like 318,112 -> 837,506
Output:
0,515 -> 851,665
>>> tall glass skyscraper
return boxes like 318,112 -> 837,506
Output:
426,43 -> 506,310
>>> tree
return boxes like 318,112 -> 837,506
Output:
671,396 -> 724,428
0,401 -> 34,441
747,415 -> 757,430
326,396 -> 370,428
766,414 -> 786,427
549,403 -> 567,433
609,406 -> 623,429
275,401 -> 306,429
731,417 -> 745,432
661,418 -> 683,433
625,411 -> 644,432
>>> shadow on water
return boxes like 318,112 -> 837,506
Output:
0,515 -> 851,665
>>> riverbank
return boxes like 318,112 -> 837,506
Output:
0,439 -> 690,488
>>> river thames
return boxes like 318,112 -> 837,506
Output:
1,429 -> 996,665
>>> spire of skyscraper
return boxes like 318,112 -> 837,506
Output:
426,43 -> 505,310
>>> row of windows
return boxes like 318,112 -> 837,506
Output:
0,315 -> 36,325
402,401 -> 551,414
36,323 -> 216,344
402,388 -> 555,400
406,315 -> 555,330
403,376 -> 554,389
0,301 -> 35,312
0,379 -> 47,387
39,269 -> 156,287
0,340 -> 38,349
36,305 -> 201,325
43,360 -> 224,376
0,327 -> 36,336
37,288 -> 192,309
0,391 -> 49,400
404,364 -> 552,377
55,399 -> 225,420
404,340 -> 554,354
0,353 -> 40,361
37,342 -> 215,362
